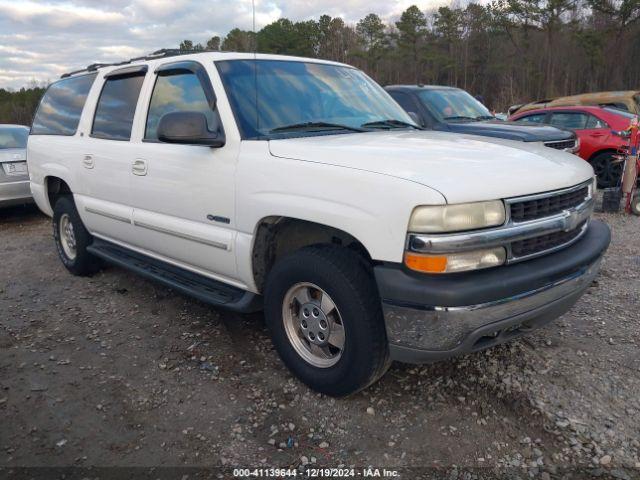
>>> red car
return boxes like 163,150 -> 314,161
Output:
510,105 -> 636,188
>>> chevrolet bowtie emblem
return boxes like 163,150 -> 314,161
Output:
563,209 -> 581,232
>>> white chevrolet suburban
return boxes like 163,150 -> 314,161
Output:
28,50 -> 610,396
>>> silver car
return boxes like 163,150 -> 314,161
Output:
0,124 -> 32,207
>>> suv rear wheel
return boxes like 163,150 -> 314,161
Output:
264,245 -> 390,397
53,196 -> 101,275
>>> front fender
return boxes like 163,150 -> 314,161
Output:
236,143 -> 446,264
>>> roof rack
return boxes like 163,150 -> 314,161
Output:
60,48 -> 218,79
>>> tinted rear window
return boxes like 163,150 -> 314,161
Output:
31,74 -> 96,135
550,112 -> 589,129
92,74 -> 145,141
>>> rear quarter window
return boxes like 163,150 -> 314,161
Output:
31,74 -> 97,136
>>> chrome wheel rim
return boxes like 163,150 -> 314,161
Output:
59,213 -> 77,260
282,282 -> 345,368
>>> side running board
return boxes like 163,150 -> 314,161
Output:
87,239 -> 262,313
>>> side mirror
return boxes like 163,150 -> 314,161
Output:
407,111 -> 423,127
158,111 -> 225,147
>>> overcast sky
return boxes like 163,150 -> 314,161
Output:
0,0 -> 448,89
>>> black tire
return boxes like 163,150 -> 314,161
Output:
631,192 -> 640,216
264,245 -> 390,397
590,152 -> 623,189
52,196 -> 101,276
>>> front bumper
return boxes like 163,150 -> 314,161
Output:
0,179 -> 32,207
375,220 -> 610,363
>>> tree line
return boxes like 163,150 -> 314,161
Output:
0,84 -> 45,126
1,1 -> 638,125
180,0 -> 639,111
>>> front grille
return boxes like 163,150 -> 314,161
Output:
544,139 -> 576,150
511,221 -> 586,257
509,186 -> 588,222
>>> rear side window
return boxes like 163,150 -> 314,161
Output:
550,112 -> 589,130
517,113 -> 546,124
92,74 -> 145,141
145,71 -> 214,140
31,74 -> 96,135
585,115 -> 607,129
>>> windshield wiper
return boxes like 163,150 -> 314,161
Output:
475,115 -> 495,120
361,119 -> 420,129
443,115 -> 478,122
270,122 -> 366,133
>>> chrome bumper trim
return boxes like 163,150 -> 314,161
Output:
85,206 -> 131,224
383,257 -> 601,357
133,220 -> 229,251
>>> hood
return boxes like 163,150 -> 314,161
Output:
440,120 -> 574,142
268,130 -> 593,204
0,148 -> 26,163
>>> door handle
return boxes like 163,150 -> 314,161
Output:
82,154 -> 94,169
132,159 -> 148,176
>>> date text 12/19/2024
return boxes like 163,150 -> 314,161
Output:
233,468 -> 400,477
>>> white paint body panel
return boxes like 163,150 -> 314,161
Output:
27,52 -> 594,295
125,60 -> 241,280
268,130 -> 594,204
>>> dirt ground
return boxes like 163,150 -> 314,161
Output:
1,204 -> 639,479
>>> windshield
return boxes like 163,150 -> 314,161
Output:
417,89 -> 493,122
216,60 -> 416,138
0,127 -> 28,149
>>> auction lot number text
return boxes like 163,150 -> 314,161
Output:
234,468 -> 399,478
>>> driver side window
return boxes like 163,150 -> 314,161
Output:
145,71 -> 215,140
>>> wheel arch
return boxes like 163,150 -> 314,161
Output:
587,148 -> 620,163
250,216 -> 374,293
44,175 -> 73,212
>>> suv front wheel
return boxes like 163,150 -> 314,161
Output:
53,196 -> 101,276
264,245 -> 390,397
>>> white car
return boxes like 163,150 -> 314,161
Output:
27,51 -> 610,396
0,124 -> 32,207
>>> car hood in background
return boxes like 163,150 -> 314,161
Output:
0,148 -> 27,163
268,130 -> 593,204
436,120 -> 575,142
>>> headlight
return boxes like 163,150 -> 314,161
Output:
408,201 -> 505,233
404,247 -> 506,274
567,137 -> 580,154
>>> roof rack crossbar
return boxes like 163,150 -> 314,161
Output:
60,48 -> 220,79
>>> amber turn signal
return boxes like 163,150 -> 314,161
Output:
404,247 -> 506,274
404,253 -> 448,273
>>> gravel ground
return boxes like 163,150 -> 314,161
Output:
1,204 -> 639,479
